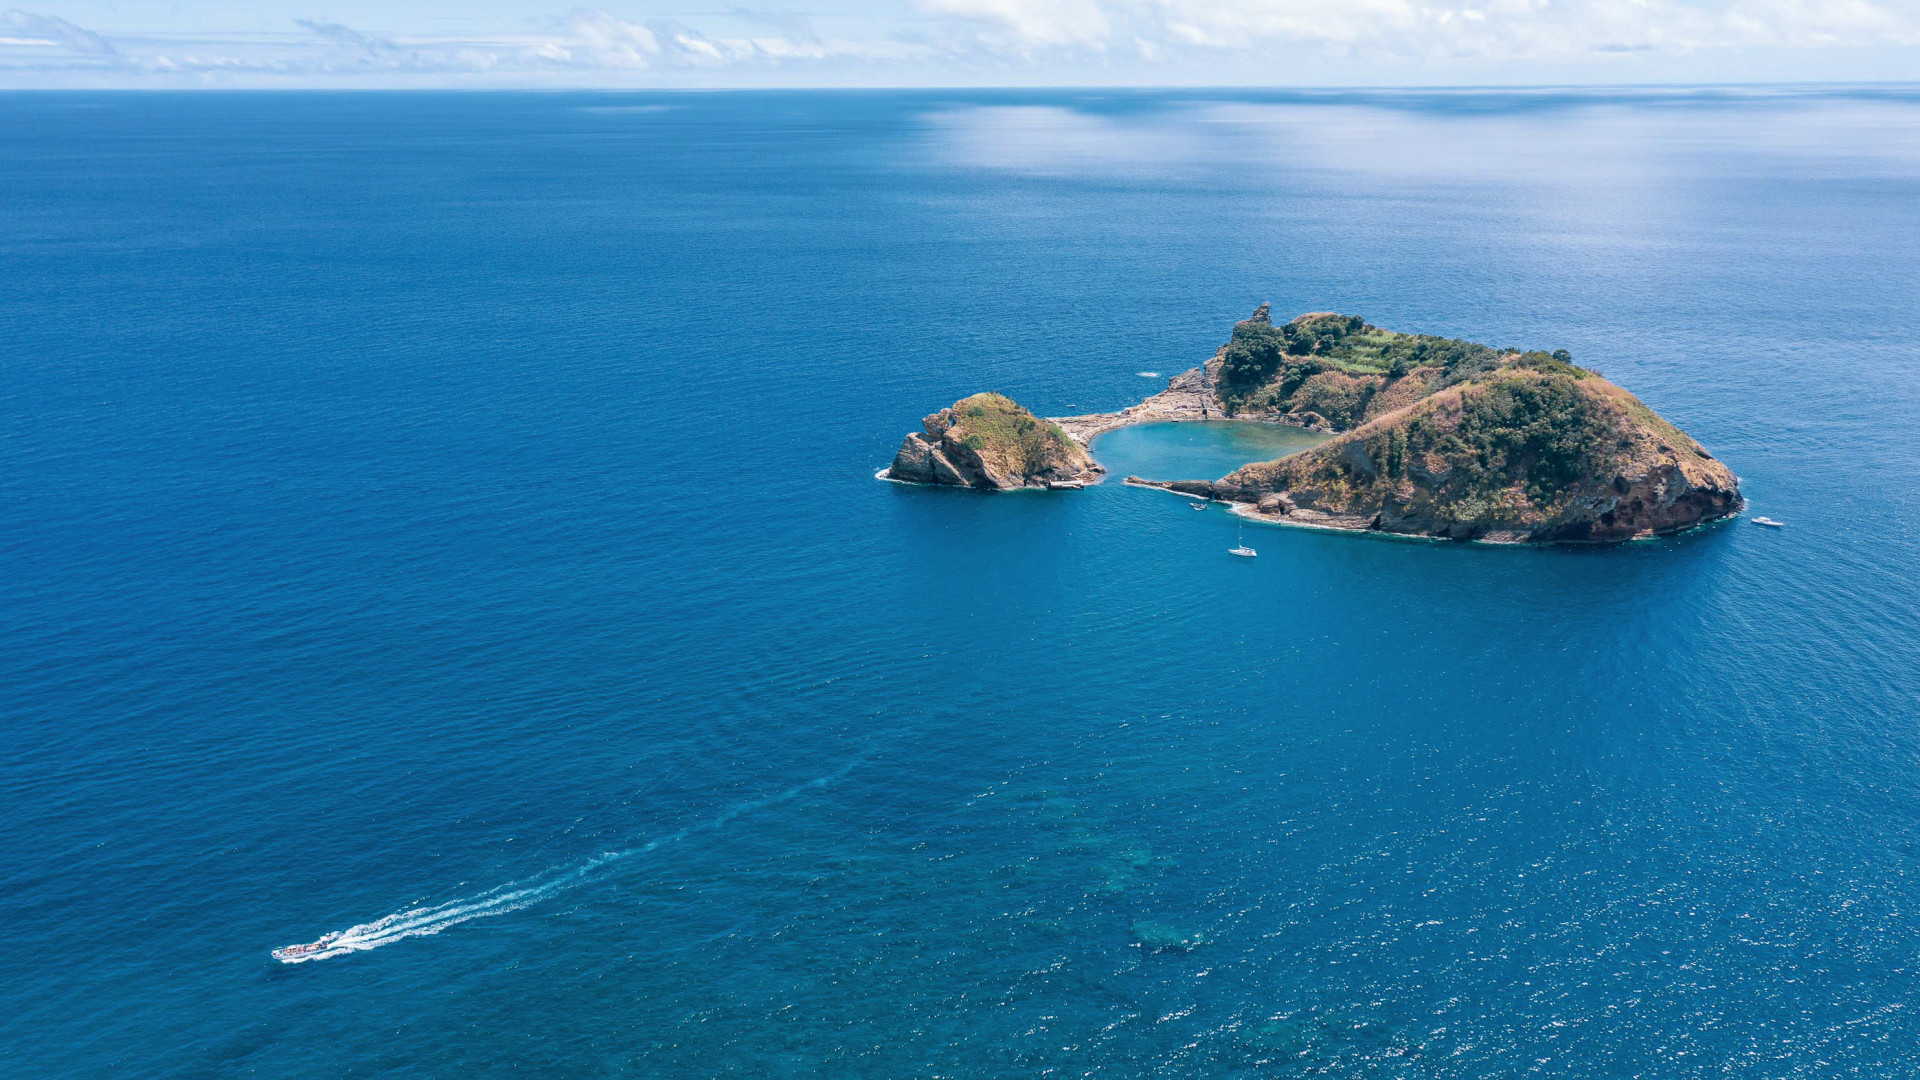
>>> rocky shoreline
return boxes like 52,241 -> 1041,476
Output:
1126,475 -> 1742,545
1048,361 -> 1339,447
1048,364 -> 1227,445
1124,476 -> 1445,538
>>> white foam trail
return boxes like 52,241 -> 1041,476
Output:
274,764 -> 855,964
272,879 -> 567,963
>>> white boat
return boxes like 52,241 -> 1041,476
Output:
272,933 -> 340,962
1229,545 -> 1257,558
1751,516 -> 1785,528
1189,501 -> 1209,510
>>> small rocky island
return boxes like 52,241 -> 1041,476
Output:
885,307 -> 1741,543
885,392 -> 1103,489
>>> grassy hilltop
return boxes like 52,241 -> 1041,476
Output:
1216,305 -> 1588,429
1143,307 -> 1742,542
887,393 -> 1101,489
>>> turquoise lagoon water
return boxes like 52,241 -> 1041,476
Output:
4,90 -> 1920,1077
1093,420 -> 1330,485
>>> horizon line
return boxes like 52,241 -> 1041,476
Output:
5,79 -> 1920,94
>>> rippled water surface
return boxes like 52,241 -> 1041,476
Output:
3,90 -> 1919,1078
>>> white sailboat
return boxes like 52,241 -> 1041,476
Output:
1228,521 -> 1257,558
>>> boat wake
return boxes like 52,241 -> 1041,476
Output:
271,876 -> 574,963
273,765 -> 855,964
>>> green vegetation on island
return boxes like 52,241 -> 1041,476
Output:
884,306 -> 1741,543
886,392 -> 1102,490
1137,306 -> 1742,542
1216,304 -> 1585,429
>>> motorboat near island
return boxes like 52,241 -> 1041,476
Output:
272,933 -> 342,962
1229,545 -> 1257,558
1189,501 -> 1209,510
1752,517 -> 1785,528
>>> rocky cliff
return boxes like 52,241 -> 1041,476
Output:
1129,309 -> 1742,542
886,393 -> 1103,490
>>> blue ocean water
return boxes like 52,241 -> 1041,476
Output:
3,89 -> 1918,1077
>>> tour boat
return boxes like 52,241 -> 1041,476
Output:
1189,501 -> 1208,510
1751,516 -> 1785,528
272,934 -> 339,962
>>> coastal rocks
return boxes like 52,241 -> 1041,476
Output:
1127,477 -> 1216,500
885,393 -> 1103,490
1531,461 -> 1743,542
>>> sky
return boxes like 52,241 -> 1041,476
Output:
3,0 -> 1919,88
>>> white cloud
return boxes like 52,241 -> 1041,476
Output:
295,19 -> 403,55
549,9 -> 662,68
539,10 -> 906,69
3,8 -> 120,57
2,0 -> 1917,86
922,0 -> 1115,49
920,0 -> 1920,58
729,8 -> 821,44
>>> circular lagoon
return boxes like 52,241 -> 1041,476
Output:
1090,420 -> 1331,482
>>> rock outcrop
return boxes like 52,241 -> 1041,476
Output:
886,393 -> 1103,490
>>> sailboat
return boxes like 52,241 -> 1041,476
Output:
1228,521 -> 1257,558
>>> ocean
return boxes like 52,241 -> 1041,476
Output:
3,88 -> 1918,1077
